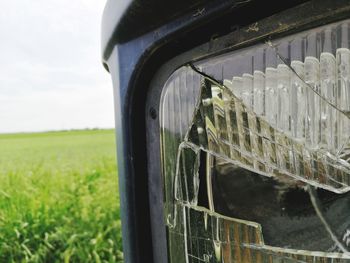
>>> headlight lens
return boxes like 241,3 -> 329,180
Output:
160,19 -> 350,262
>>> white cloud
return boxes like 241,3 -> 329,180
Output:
0,0 -> 114,133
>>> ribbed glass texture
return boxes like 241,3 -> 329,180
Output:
202,21 -> 350,157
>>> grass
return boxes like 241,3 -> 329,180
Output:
0,129 -> 122,262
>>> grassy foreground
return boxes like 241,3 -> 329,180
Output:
0,129 -> 122,262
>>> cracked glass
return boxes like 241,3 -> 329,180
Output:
160,19 -> 350,262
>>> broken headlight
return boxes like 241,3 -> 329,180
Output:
160,19 -> 350,262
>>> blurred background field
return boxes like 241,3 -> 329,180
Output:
0,129 -> 122,262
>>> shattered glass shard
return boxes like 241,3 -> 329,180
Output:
186,76 -> 350,194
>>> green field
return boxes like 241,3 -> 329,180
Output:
0,129 -> 122,262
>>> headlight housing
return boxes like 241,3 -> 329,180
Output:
160,18 -> 350,262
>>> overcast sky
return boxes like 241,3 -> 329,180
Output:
0,0 -> 114,133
